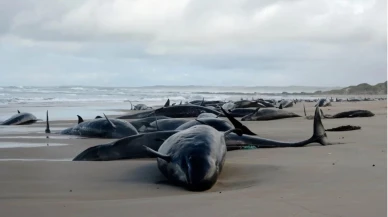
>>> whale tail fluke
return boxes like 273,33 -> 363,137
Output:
319,109 -> 325,118
77,115 -> 84,124
45,110 -> 51,134
310,106 -> 330,146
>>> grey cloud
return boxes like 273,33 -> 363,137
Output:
0,0 -> 386,87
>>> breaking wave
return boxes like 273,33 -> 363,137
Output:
0,85 -> 320,106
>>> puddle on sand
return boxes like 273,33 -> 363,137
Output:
0,126 -> 63,135
0,135 -> 86,139
0,142 -> 69,148
0,158 -> 72,162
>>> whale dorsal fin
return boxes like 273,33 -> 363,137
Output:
103,113 -> 116,128
45,110 -> 50,134
164,99 -> 170,107
95,116 -> 102,119
303,104 -> 307,117
279,104 -> 283,109
179,101 -> 182,105
17,110 -> 20,114
129,101 -> 133,110
77,115 -> 84,124
143,145 -> 171,162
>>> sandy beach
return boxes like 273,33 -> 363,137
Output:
0,100 -> 386,217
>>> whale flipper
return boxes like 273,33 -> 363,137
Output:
224,128 -> 243,136
103,113 -> 116,129
143,146 -> 171,162
77,115 -> 84,124
220,107 -> 256,135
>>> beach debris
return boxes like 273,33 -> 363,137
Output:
243,145 -> 258,150
326,125 -> 361,132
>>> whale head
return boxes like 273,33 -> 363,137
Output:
182,152 -> 218,191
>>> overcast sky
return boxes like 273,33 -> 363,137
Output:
0,0 -> 386,87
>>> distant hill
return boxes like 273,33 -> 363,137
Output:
314,81 -> 387,95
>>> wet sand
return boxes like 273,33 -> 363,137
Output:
0,100 -> 386,217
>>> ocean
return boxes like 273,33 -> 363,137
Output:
0,85 -> 336,121
0,85 -> 336,105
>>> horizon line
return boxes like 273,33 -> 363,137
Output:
0,84 -> 344,88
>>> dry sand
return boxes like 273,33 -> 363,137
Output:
0,100 -> 386,217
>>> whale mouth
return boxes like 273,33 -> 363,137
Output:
184,155 -> 217,191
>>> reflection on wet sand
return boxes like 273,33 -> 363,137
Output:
0,158 -> 72,161
0,142 -> 69,148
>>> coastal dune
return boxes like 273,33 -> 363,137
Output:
0,100 -> 386,217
